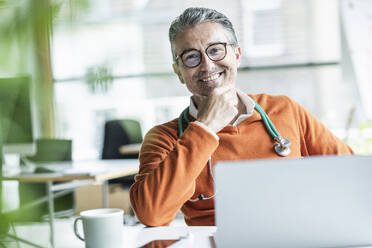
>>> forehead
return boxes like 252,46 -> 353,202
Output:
174,22 -> 230,53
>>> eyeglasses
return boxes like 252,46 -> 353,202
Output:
175,42 -> 233,68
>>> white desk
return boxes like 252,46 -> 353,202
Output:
119,143 -> 141,155
131,226 -> 216,248
12,219 -> 372,248
2,159 -> 139,248
19,220 -> 216,248
3,159 -> 139,182
66,224 -> 372,248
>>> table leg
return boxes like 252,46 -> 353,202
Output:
102,181 -> 109,208
46,181 -> 55,248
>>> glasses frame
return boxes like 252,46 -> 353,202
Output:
175,42 -> 233,68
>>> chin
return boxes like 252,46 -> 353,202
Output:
198,76 -> 224,91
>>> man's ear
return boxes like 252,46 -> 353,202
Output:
173,63 -> 185,84
234,46 -> 242,67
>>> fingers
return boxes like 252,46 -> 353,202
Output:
196,88 -> 239,133
209,87 -> 238,107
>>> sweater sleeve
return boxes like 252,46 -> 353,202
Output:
290,97 -> 354,155
129,122 -> 219,226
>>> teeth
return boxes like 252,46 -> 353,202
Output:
201,73 -> 220,82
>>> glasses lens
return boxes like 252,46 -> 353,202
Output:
182,50 -> 201,68
206,43 -> 226,61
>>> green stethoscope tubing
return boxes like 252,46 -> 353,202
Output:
253,100 -> 280,140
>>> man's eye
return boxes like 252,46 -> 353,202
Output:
185,53 -> 199,61
209,47 -> 223,55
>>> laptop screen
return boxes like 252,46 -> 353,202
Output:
214,155 -> 372,248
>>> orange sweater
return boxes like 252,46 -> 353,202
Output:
129,94 -> 353,226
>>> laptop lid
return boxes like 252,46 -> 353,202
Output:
214,155 -> 372,248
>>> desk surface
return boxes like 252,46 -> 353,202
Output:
13,219 -> 372,248
132,226 -> 216,248
13,220 -> 216,248
2,159 -> 139,182
119,143 -> 141,155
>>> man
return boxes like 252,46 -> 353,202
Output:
129,7 -> 353,227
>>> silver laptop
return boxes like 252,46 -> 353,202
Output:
214,155 -> 372,248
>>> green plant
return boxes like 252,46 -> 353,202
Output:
85,63 -> 114,93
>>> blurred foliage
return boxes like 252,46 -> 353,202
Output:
0,0 -> 90,74
346,121 -> 372,154
359,121 -> 372,131
357,121 -> 372,154
0,0 -> 93,227
0,0 -> 91,34
0,0 -> 113,93
85,63 -> 114,93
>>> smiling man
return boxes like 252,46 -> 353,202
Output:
129,7 -> 353,227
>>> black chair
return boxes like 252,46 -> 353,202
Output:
102,119 -> 142,159
102,119 -> 142,187
19,138 -> 75,219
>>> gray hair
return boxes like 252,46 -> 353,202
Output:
169,7 -> 238,61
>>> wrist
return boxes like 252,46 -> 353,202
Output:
193,121 -> 219,140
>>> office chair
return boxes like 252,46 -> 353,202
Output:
19,138 -> 75,219
102,119 -> 142,160
101,119 -> 142,222
102,119 -> 142,188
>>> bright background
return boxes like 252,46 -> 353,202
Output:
1,0 -> 372,159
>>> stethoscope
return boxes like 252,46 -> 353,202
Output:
177,96 -> 291,202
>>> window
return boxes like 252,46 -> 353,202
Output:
52,0 -> 361,158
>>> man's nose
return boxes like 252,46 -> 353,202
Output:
199,53 -> 214,71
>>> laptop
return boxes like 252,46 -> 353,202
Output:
214,155 -> 372,248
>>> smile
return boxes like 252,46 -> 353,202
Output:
200,72 -> 224,82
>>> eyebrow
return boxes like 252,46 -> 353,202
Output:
179,41 -> 226,55
180,48 -> 198,55
207,41 -> 224,46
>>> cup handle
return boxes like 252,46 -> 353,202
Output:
73,217 -> 85,241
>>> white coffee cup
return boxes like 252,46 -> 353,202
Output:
74,208 -> 124,248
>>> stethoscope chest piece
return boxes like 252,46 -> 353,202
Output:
274,138 -> 291,157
